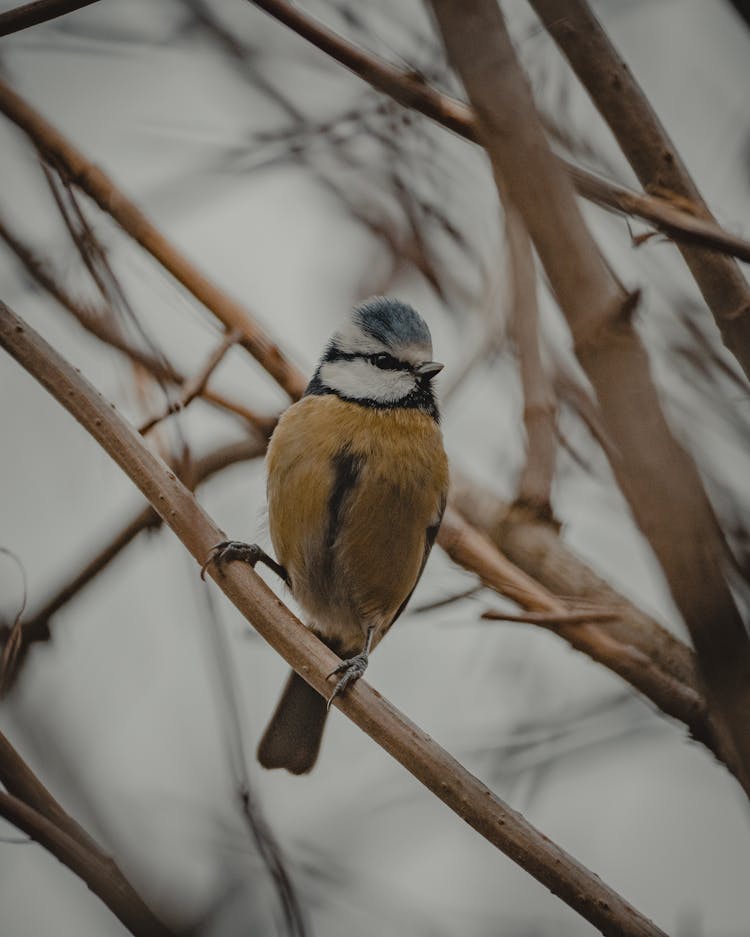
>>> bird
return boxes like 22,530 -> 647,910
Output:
204,297 -> 449,774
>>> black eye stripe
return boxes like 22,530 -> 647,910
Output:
324,347 -> 409,371
370,352 -> 402,370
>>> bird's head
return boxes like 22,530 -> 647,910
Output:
308,297 -> 443,415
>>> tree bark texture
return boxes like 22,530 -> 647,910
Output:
529,0 -> 750,381
0,298 -> 670,937
428,0 -> 750,796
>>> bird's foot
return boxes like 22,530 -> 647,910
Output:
200,540 -> 290,586
326,653 -> 369,710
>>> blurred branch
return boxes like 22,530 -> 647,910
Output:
0,548 -> 27,700
0,0 -> 98,36
138,327 -> 242,435
0,437 -> 267,691
437,508 -> 723,768
451,475 -> 698,682
0,793 -> 173,937
247,0 -> 750,264
0,212 -> 271,433
430,0 -> 750,796
0,731 -> 174,937
0,300 -> 670,937
505,204 -> 557,520
482,608 -> 619,625
0,78 -> 307,401
196,581 -> 308,937
529,0 -> 750,381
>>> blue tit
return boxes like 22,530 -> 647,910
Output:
206,297 -> 449,774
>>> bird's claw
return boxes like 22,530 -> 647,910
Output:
326,653 -> 368,710
200,540 -> 261,581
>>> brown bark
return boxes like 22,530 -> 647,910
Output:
0,438 -> 266,690
0,298 -> 670,937
0,79 -> 307,401
248,0 -> 750,266
0,730 -> 174,937
429,0 -> 750,796
505,205 -> 557,517
530,0 -> 750,380
0,0 -> 99,36
0,211 -> 272,432
438,508 -> 722,766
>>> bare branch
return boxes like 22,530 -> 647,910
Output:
0,792 -> 173,937
0,730 -> 173,936
0,299 -> 671,937
437,508 -> 723,768
247,0 -> 750,265
505,205 -> 557,519
0,437 -> 266,690
430,0 -> 750,795
0,79 -> 307,401
482,608 -> 619,625
138,328 -> 242,435
0,212 -> 271,433
0,0 -> 99,37
0,548 -> 28,695
529,0 -> 750,380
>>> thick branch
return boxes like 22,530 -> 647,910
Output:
0,0 -> 99,36
451,475 -> 699,686
247,0 -> 750,265
0,300 -> 670,937
429,0 -> 750,795
0,79 -> 307,401
3,436 -> 723,779
0,728 -> 173,936
0,792 -> 173,937
438,509 -> 721,765
529,0 -> 750,380
505,205 -> 557,518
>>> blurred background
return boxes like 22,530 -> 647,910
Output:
1,1 -> 749,934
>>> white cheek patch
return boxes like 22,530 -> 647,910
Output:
320,359 -> 416,403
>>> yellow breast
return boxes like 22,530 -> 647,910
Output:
266,394 -> 449,650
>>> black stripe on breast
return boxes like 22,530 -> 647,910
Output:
325,448 -> 363,554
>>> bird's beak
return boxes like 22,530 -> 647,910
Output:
415,361 -> 444,378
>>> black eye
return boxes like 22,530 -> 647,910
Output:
371,353 -> 399,370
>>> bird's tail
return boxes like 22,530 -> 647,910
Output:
257,670 -> 328,774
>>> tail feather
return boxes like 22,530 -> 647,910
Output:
257,670 -> 328,774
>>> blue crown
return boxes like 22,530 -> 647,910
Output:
353,297 -> 432,349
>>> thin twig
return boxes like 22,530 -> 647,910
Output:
436,508 -> 720,765
0,298 -> 671,937
0,437 -> 266,690
0,548 -> 28,695
0,0 -> 99,36
529,0 -> 750,381
138,328 -> 242,435
246,0 -> 750,264
482,608 -> 619,625
413,584 -> 482,613
196,581 -> 308,937
0,212 -> 272,433
0,79 -> 307,401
